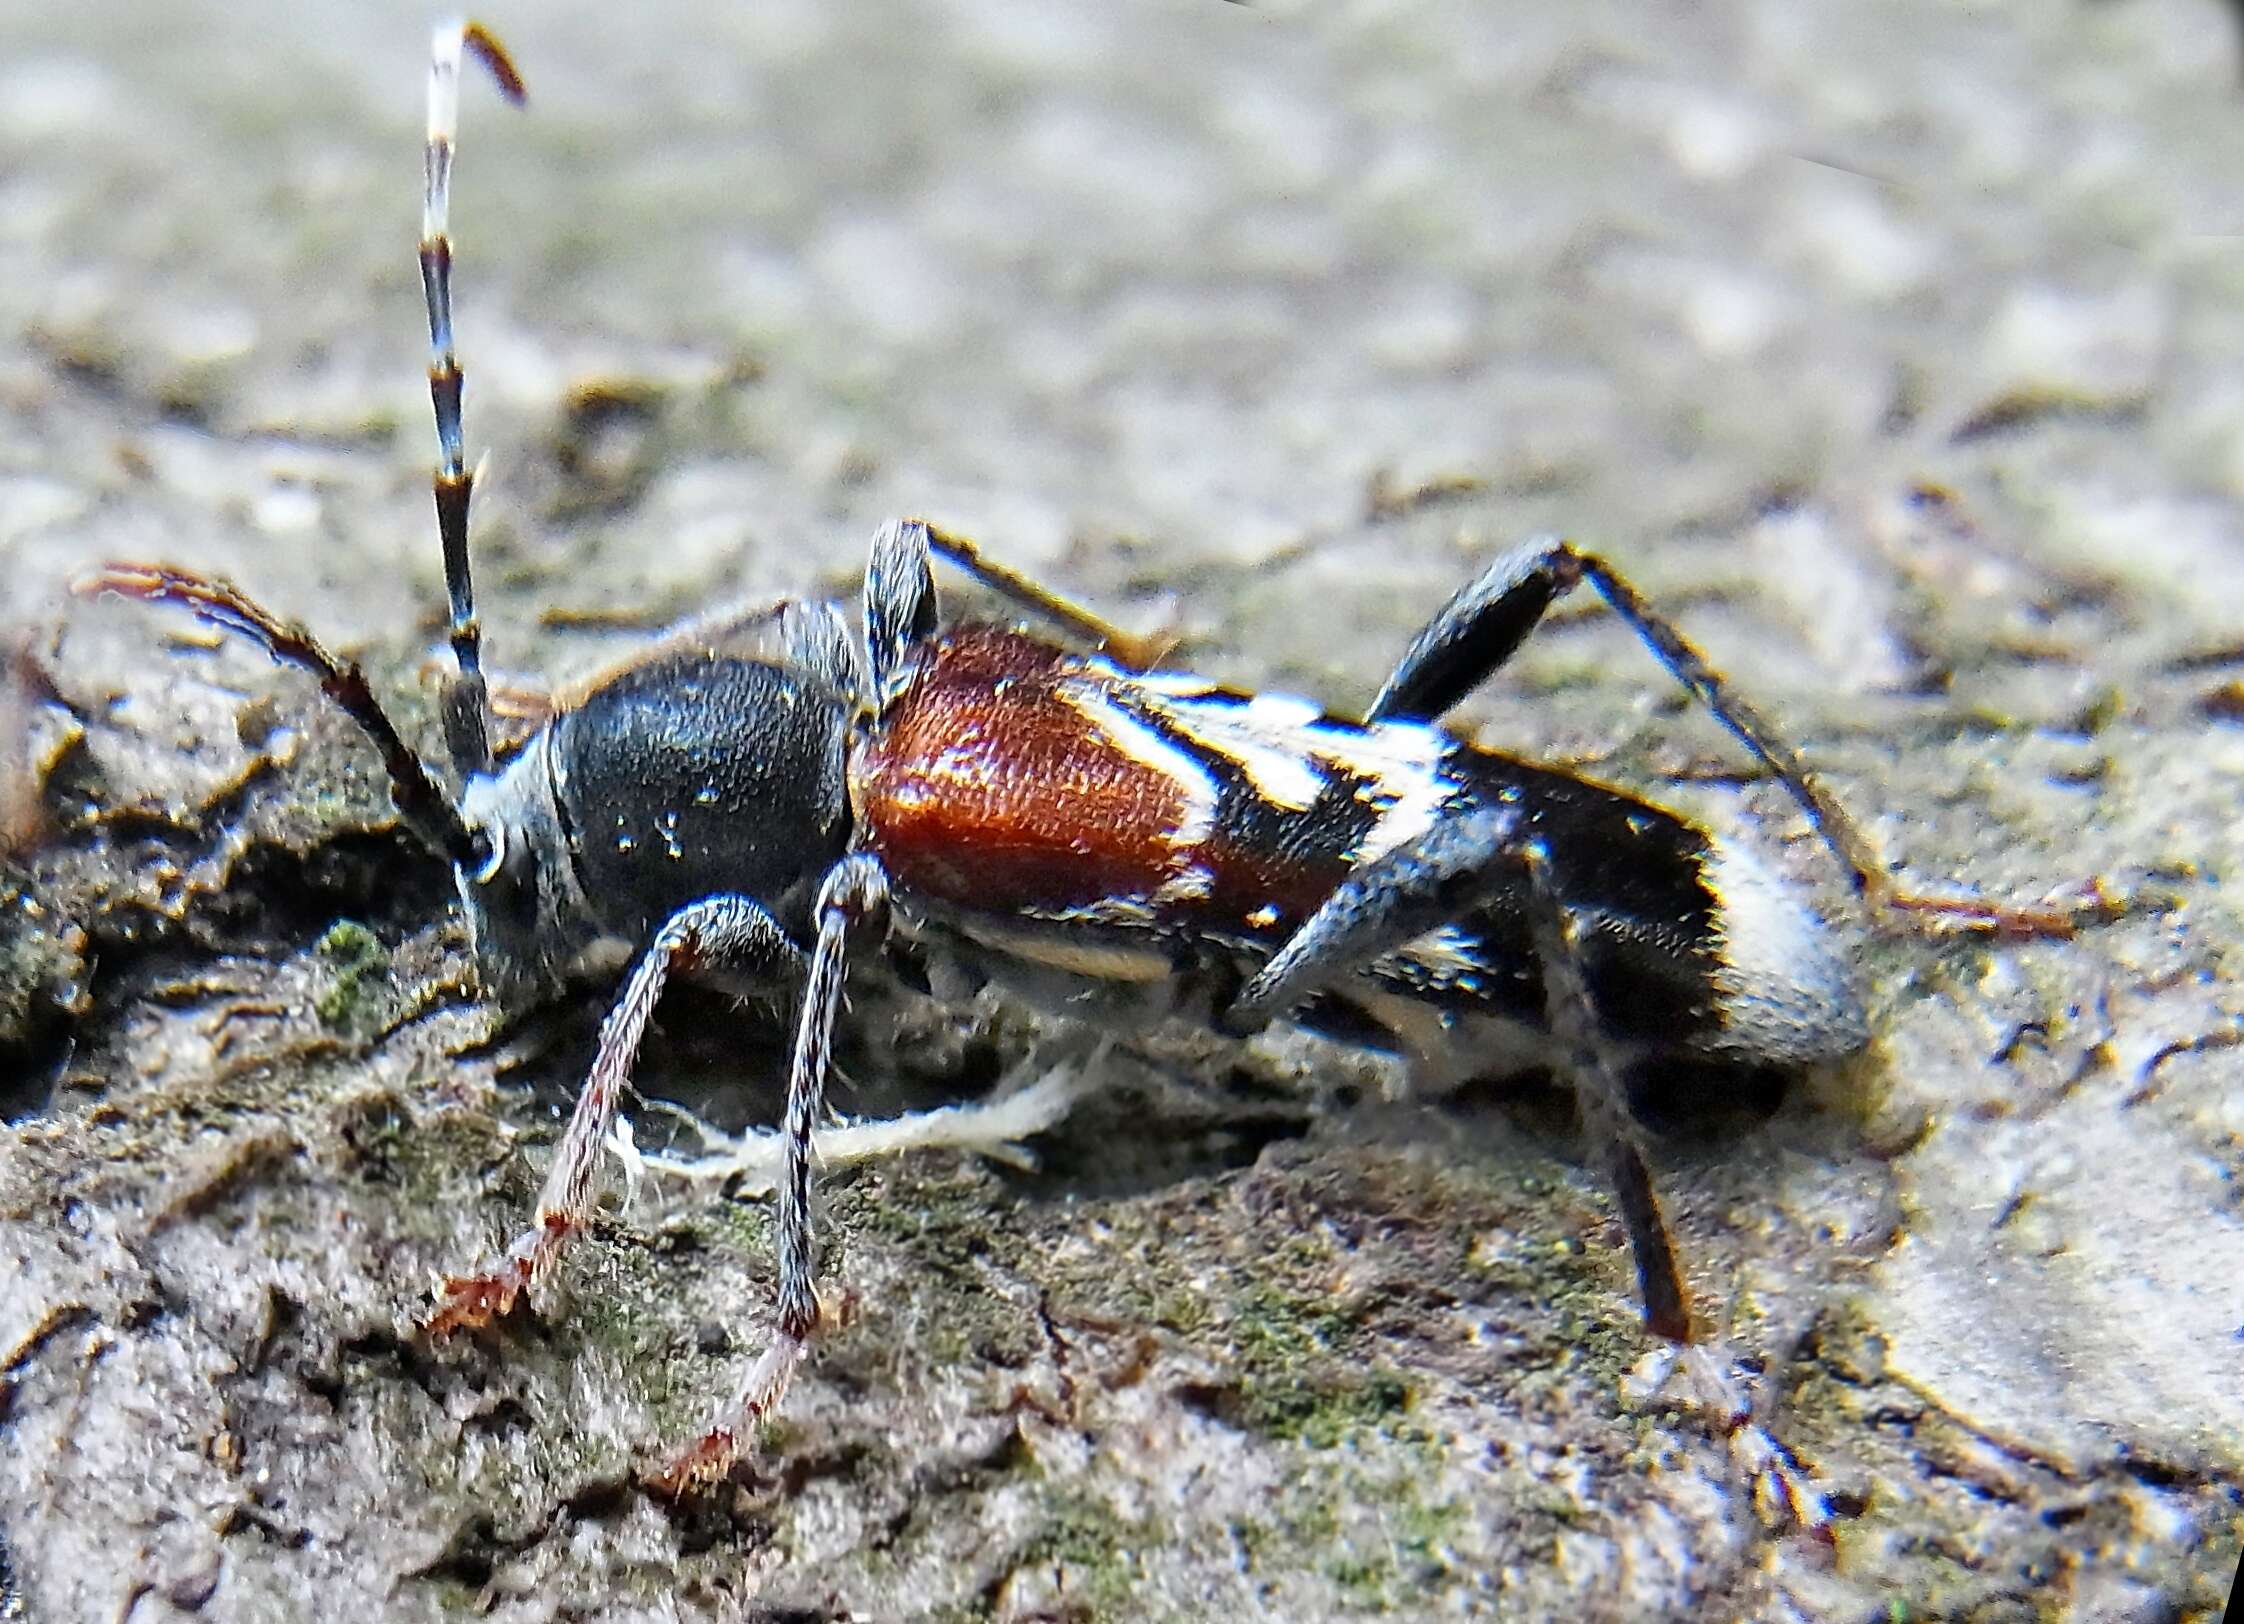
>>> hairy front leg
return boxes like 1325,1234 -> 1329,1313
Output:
424,894 -> 803,1334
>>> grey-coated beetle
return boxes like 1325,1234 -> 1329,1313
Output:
78,20 -> 2078,1512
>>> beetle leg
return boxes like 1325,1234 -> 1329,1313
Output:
916,519 -> 1178,669
1220,801 -> 1524,1036
1515,840 -> 1691,1342
424,893 -> 805,1335
1223,800 -> 1827,1529
1520,840 -> 1832,1537
484,672 -> 555,726
538,592 -> 869,715
650,853 -> 891,1494
1221,801 -> 1693,1337
1368,539 -> 1577,727
775,600 -> 870,699
1372,536 -> 2076,938
1673,1343 -> 1835,1540
863,519 -> 941,709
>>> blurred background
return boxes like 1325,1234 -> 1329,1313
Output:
3,1 -> 2242,1619
11,0 -> 2242,695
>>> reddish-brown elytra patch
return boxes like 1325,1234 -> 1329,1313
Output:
852,626 -> 1203,913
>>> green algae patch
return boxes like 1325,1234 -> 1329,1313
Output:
1002,1489 -> 1163,1615
313,919 -> 390,1033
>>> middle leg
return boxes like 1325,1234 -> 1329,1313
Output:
913,518 -> 1178,669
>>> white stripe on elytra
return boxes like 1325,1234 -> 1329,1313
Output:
1127,667 -> 1223,698
1331,720 -> 1453,861
1059,681 -> 1222,854
1133,684 -> 1457,862
1150,690 -> 1330,810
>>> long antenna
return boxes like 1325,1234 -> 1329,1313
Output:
422,20 -> 527,782
74,566 -> 486,869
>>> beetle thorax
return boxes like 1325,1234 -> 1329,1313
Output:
455,656 -> 859,1007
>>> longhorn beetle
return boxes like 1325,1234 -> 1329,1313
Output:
77,22 -> 2075,1518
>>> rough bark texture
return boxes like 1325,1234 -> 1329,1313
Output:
3,1 -> 2240,1619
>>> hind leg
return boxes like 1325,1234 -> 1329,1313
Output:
1372,536 -> 2077,938
1519,841 -> 1832,1537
